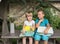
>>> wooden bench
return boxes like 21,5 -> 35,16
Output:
1,20 -> 60,44
50,30 -> 60,44
1,30 -> 60,44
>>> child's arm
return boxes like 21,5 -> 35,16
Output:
31,24 -> 35,31
44,23 -> 50,34
36,19 -> 44,28
30,21 -> 35,31
22,24 -> 26,33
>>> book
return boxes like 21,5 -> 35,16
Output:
37,26 -> 54,36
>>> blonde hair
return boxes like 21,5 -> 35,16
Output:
25,11 -> 33,17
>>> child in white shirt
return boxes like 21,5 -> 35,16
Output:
22,11 -> 35,44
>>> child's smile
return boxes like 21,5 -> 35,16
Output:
38,11 -> 44,19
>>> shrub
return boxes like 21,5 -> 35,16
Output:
32,1 -> 60,29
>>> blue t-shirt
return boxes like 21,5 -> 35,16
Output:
35,18 -> 49,27
34,18 -> 49,33
34,18 -> 51,36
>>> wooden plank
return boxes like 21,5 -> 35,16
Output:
51,30 -> 60,38
49,0 -> 60,1
1,30 -> 60,44
1,30 -> 20,38
1,30 -> 60,39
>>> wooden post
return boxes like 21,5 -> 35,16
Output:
53,38 -> 56,44
2,0 -> 9,36
1,0 -> 10,44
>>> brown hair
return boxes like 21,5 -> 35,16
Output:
37,9 -> 44,14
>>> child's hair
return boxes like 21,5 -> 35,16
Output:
25,11 -> 33,17
37,8 -> 45,14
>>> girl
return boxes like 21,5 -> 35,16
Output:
22,11 -> 35,44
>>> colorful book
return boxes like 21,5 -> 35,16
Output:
37,26 -> 54,36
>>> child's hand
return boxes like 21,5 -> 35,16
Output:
30,27 -> 33,31
44,29 -> 48,34
30,27 -> 34,31
22,30 -> 26,34
39,19 -> 44,23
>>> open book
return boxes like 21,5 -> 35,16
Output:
37,27 -> 54,36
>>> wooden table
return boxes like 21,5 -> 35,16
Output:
1,30 -> 60,44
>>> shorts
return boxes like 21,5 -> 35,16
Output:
34,33 -> 50,41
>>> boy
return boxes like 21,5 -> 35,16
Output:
34,9 -> 50,44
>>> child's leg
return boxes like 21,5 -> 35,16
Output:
42,35 -> 49,44
34,33 -> 41,44
35,41 -> 39,44
29,37 -> 33,44
22,37 -> 26,44
44,41 -> 48,44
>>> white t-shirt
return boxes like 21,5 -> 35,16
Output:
24,20 -> 35,26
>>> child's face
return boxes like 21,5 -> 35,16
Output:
26,13 -> 32,21
38,11 -> 45,19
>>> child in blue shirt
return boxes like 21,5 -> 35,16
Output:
34,9 -> 50,44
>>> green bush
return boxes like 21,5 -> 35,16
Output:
44,8 -> 60,29
15,25 -> 23,30
32,1 -> 60,29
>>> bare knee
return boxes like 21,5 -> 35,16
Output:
23,37 -> 26,40
35,41 -> 39,44
44,40 -> 48,44
29,37 -> 32,40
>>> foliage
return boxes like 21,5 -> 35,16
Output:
44,8 -> 60,29
7,15 -> 15,23
10,39 -> 17,44
15,25 -> 23,30
33,1 -> 60,29
7,0 -> 60,30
